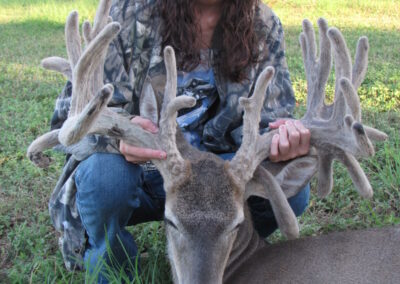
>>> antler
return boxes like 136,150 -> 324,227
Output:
234,19 -> 387,199
27,0 -> 116,167
27,1 -> 195,191
298,19 -> 387,198
227,18 -> 388,239
227,68 -> 301,239
59,8 -> 195,189
229,67 -> 276,185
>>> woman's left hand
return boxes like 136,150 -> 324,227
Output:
268,119 -> 311,162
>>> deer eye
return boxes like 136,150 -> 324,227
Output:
164,217 -> 178,230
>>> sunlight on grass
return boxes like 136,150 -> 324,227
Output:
0,0 -> 98,24
269,0 -> 400,30
1,0 -> 399,29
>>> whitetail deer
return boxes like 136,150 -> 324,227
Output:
28,0 -> 397,283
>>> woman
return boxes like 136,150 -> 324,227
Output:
50,0 -> 310,281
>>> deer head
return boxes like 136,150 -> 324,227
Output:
27,0 -> 387,282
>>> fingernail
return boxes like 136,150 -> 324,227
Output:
160,152 -> 167,159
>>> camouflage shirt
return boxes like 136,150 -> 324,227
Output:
49,0 -> 295,270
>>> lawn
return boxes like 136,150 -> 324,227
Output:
0,0 -> 399,283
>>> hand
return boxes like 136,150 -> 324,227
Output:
268,119 -> 310,162
119,116 -> 167,163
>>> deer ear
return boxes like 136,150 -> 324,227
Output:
272,154 -> 318,198
140,79 -> 159,125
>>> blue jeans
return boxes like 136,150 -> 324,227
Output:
75,153 -> 309,282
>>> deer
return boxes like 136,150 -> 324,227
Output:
27,0 -> 398,283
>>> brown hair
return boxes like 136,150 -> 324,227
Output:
157,0 -> 260,82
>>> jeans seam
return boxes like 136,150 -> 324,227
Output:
75,190 -> 100,248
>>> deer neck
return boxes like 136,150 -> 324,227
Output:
223,204 -> 266,281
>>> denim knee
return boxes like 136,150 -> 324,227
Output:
75,153 -> 143,224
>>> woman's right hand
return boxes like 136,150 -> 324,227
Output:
119,116 -> 167,163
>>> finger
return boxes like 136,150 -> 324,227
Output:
278,125 -> 290,156
131,116 -> 159,133
121,143 -> 167,160
285,120 -> 300,148
269,119 -> 288,129
294,120 -> 311,155
125,156 -> 149,163
270,134 -> 280,161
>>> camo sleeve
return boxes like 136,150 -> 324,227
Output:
257,6 -> 295,129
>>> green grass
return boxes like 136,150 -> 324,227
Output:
1,0 -> 399,283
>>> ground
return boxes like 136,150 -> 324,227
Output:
0,0 -> 399,282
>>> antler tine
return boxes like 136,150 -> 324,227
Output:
158,46 -> 196,186
27,129 -> 60,168
301,19 -> 317,64
65,11 -> 82,69
229,67 -> 275,185
328,28 -> 352,98
327,28 -> 364,124
41,57 -> 72,81
300,19 -> 332,119
316,153 -> 334,198
339,78 -> 361,121
82,0 -> 113,45
364,126 -> 388,142
82,21 -> 92,46
59,84 -> 113,146
58,81 -> 162,152
317,18 -> 332,84
352,37 -> 369,90
248,166 -> 299,240
70,22 -> 121,116
161,46 -> 178,107
339,153 -> 373,198
345,36 -> 387,142
92,0 -> 113,39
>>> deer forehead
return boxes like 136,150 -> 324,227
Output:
166,157 -> 243,227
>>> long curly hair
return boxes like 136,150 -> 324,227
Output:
157,0 -> 261,83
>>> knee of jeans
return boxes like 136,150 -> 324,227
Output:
75,153 -> 143,212
288,183 -> 310,217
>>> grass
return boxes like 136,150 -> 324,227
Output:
1,0 -> 399,282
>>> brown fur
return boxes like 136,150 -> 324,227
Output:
226,226 -> 400,284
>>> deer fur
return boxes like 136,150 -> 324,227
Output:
225,225 -> 400,284
27,1 -> 392,283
